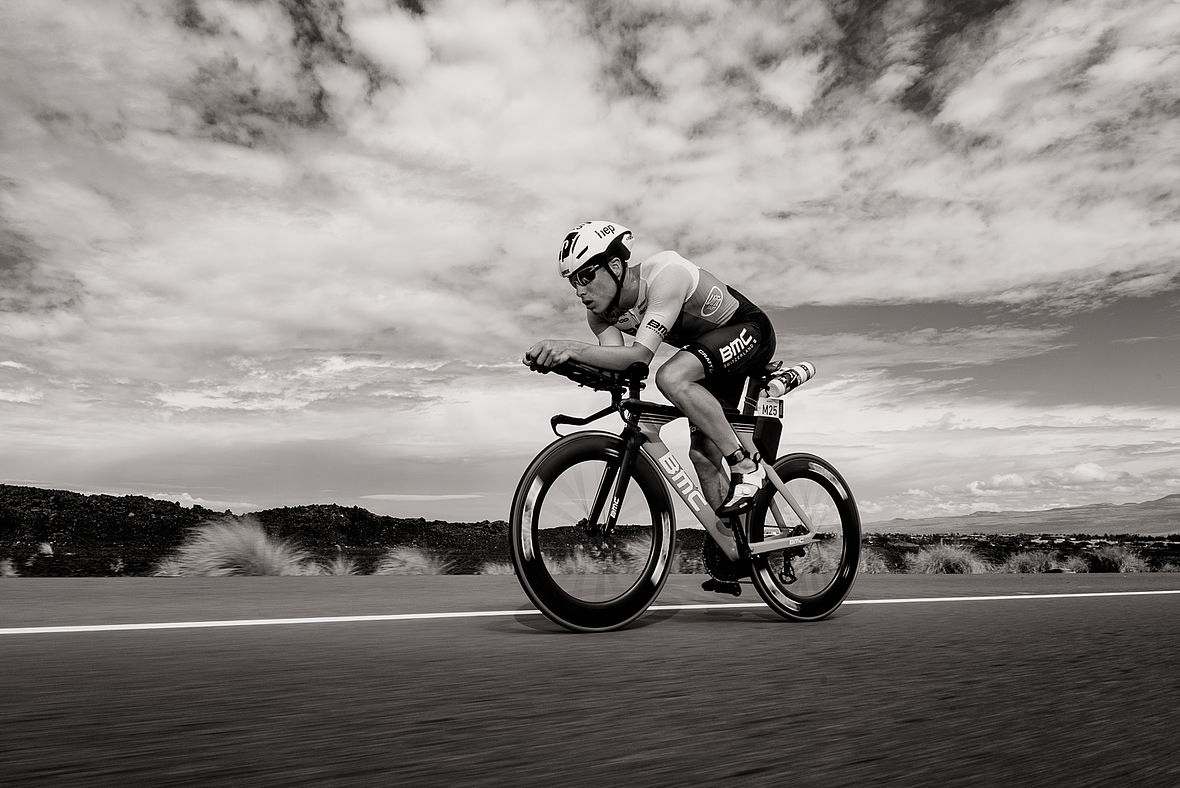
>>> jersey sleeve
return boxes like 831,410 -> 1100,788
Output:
633,262 -> 694,353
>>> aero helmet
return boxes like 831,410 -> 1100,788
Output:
557,220 -> 633,279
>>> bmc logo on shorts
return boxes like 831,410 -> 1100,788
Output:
720,328 -> 755,365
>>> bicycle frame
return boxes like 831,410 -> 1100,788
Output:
618,399 -> 819,562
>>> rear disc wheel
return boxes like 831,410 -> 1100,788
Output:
747,453 -> 860,621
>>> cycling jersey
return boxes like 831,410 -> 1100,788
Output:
588,251 -> 776,407
588,251 -> 741,352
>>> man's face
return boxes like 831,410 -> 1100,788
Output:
570,259 -> 618,315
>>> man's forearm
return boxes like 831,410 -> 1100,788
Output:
572,341 -> 653,371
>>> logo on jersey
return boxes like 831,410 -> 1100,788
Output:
701,286 -> 724,318
613,311 -> 639,333
644,319 -> 668,339
719,328 -> 755,365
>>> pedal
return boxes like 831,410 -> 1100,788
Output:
701,578 -> 742,597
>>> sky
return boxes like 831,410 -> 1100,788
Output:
1,0 -> 1178,524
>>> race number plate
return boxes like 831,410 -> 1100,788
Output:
757,397 -> 784,419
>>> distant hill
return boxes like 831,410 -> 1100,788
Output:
0,484 -> 514,576
2,484 -> 1177,577
864,494 -> 1180,536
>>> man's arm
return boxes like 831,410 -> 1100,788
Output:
526,262 -> 693,371
629,261 -> 691,355
588,311 -> 625,347
525,337 -> 653,371
574,340 -> 654,370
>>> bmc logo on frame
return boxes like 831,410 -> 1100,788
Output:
719,328 -> 755,365
656,450 -> 708,512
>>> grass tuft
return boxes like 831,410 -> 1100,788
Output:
795,542 -> 842,574
153,557 -> 185,577
788,540 -> 872,575
620,537 -> 657,571
315,556 -> 360,576
373,547 -> 454,575
0,558 -> 17,578
479,561 -> 516,575
858,547 -> 891,574
675,545 -> 705,574
542,537 -> 661,575
154,519 -> 313,577
1001,550 -> 1060,573
906,543 -> 990,574
544,546 -> 608,575
1085,545 -> 1149,573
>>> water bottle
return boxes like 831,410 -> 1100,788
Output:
765,362 -> 816,397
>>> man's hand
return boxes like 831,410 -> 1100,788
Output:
524,339 -> 585,369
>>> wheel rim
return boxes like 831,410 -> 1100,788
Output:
526,454 -> 667,605
750,465 -> 857,610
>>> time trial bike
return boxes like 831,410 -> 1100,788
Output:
509,358 -> 860,632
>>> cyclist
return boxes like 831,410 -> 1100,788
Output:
525,220 -> 777,517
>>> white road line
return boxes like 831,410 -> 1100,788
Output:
846,590 -> 1180,605
1,589 -> 1177,635
0,610 -> 544,635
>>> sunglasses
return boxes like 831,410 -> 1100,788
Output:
567,260 -> 608,288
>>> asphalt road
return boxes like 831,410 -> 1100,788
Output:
1,574 -> 1177,786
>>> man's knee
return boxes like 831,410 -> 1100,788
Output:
655,358 -> 700,400
653,364 -> 679,399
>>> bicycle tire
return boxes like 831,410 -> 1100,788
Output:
510,431 -> 675,632
746,453 -> 860,621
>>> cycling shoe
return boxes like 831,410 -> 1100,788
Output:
701,578 -> 742,597
715,464 -> 767,517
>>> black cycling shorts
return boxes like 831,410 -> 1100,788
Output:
681,287 -> 776,409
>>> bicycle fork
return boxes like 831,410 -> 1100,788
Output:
583,428 -> 646,540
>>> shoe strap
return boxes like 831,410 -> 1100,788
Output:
725,448 -> 762,466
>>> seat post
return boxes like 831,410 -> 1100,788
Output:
741,361 -> 781,415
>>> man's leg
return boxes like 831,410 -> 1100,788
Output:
655,352 -> 752,467
688,427 -> 728,512
688,428 -> 741,542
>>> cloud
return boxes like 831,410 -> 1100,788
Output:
149,492 -> 260,512
1054,462 -> 1117,485
0,389 -> 42,404
968,463 -> 1120,496
2,0 -> 1178,522
776,324 -> 1071,381
361,494 -> 481,502
7,1 -> 1178,368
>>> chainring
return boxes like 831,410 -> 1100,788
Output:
703,535 -> 749,582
